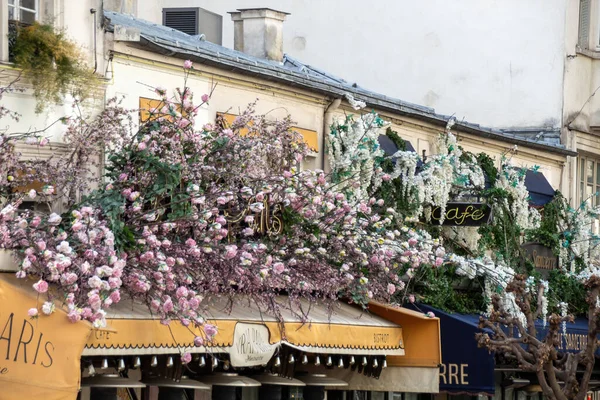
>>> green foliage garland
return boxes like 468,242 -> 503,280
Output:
12,22 -> 97,113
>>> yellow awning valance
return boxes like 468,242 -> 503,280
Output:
0,273 -> 92,400
367,302 -> 442,368
84,296 -> 404,358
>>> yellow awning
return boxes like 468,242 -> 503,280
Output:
0,273 -> 92,400
367,301 -> 442,367
84,296 -> 404,357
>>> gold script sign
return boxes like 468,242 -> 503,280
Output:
224,196 -> 283,238
522,242 -> 558,274
428,203 -> 492,226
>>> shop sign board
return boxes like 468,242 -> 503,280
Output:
428,202 -> 492,226
521,242 -> 558,275
229,322 -> 277,367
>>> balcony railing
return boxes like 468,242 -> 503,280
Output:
8,20 -> 31,62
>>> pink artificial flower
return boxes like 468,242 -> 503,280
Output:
194,336 -> 204,347
137,142 -> 147,151
33,280 -> 48,293
387,283 -> 396,295
185,238 -> 196,247
28,308 -> 38,318
109,290 -> 121,303
177,118 -> 191,129
181,352 -> 192,364
36,240 -> 47,251
118,173 -> 128,181
163,298 -> 174,313
176,286 -> 189,299
203,324 -> 218,338
272,262 -> 285,275
382,174 -> 391,182
435,257 -> 444,267
150,299 -> 161,312
201,94 -> 209,103
67,310 -> 81,323
183,60 -> 193,69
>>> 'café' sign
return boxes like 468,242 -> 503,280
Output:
229,323 -> 277,367
429,202 -> 492,226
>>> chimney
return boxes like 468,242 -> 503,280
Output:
228,8 -> 289,62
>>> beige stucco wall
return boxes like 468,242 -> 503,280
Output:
108,42 -> 568,196
107,43 -> 328,170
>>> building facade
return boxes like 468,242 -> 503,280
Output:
0,1 -> 585,399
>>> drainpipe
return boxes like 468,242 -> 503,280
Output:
322,98 -> 342,172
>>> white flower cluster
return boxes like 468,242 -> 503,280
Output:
540,280 -> 549,327
449,254 -> 514,288
444,226 -> 480,252
563,203 -> 600,271
447,254 -> 516,316
414,122 -> 484,223
327,113 -> 388,201
501,292 -> 527,330
390,151 -> 420,200
559,301 -> 568,334
495,163 -> 540,231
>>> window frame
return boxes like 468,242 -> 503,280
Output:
8,0 -> 38,24
577,154 -> 600,206
577,154 -> 600,235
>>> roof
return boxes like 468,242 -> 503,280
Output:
103,11 -> 577,157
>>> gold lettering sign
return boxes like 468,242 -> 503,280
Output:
522,243 -> 558,275
556,333 -> 588,352
224,196 -> 283,239
439,363 -> 469,386
428,203 -> 492,226
373,333 -> 390,344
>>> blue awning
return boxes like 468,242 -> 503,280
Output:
415,305 -> 596,397
378,134 -> 416,155
416,305 -> 496,396
524,170 -> 555,207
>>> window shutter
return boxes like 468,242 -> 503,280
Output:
579,0 -> 591,49
163,8 -> 198,36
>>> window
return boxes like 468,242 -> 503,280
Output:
578,155 -> 600,206
578,0 -> 600,50
163,7 -> 223,44
8,0 -> 37,24
7,0 -> 38,61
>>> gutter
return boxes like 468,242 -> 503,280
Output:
123,35 -> 578,158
